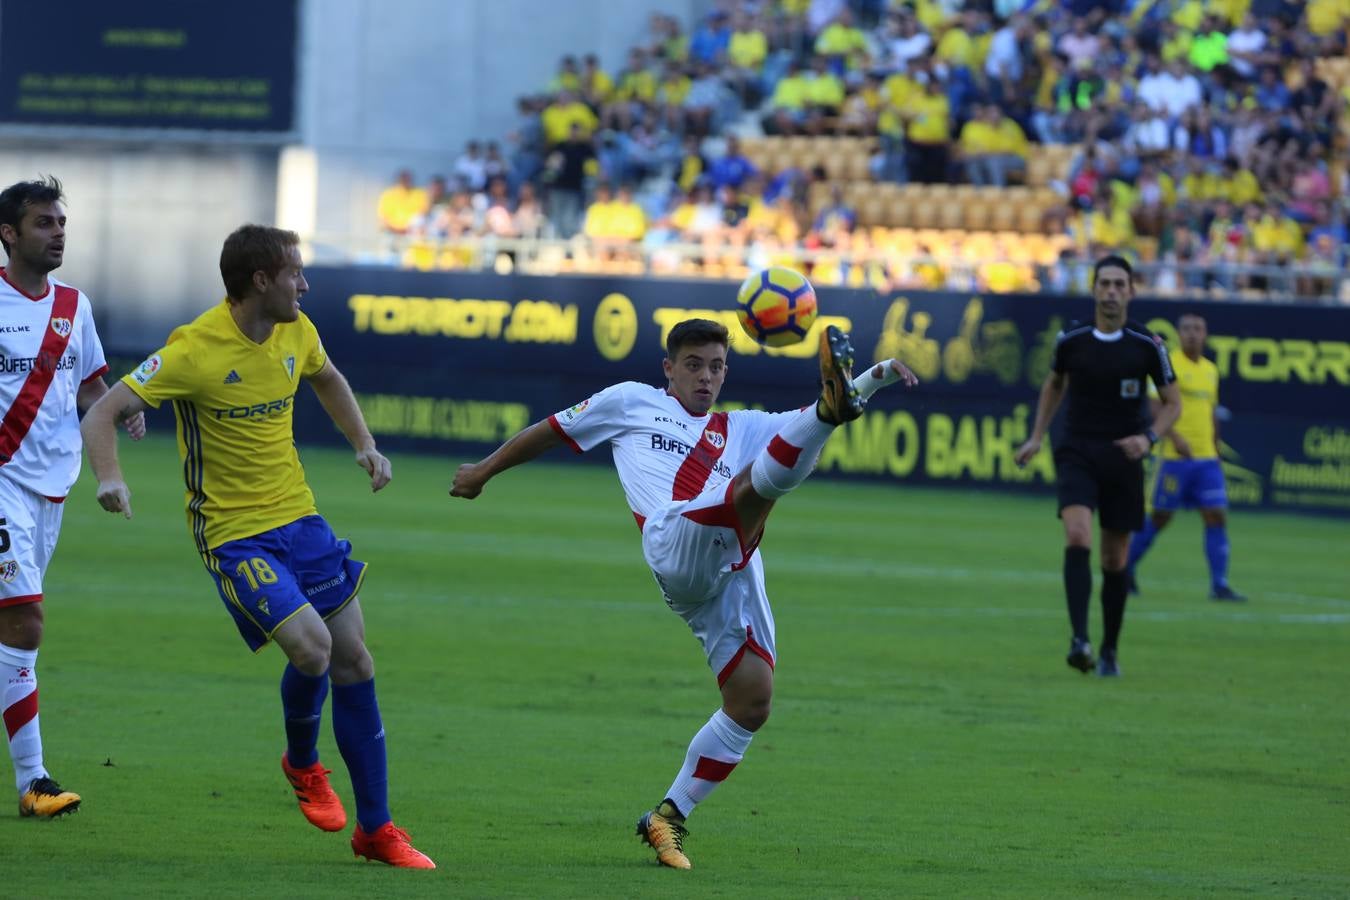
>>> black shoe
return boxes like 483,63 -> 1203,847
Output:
1209,585 -> 1247,602
1095,648 -> 1120,678
1066,637 -> 1094,674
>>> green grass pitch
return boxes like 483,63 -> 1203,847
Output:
9,434 -> 1348,898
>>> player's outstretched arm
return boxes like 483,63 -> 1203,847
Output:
80,382 -> 151,519
77,376 -> 147,441
451,419 -> 565,500
306,361 -> 391,492
1015,371 -> 1067,467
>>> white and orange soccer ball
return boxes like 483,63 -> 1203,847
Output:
734,266 -> 819,347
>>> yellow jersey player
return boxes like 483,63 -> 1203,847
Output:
80,225 -> 434,867
1127,313 -> 1245,601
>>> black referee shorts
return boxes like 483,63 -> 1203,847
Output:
1054,436 -> 1145,532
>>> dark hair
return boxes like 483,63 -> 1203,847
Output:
219,224 -> 299,301
0,176 -> 64,257
666,318 -> 729,358
1092,254 -> 1133,286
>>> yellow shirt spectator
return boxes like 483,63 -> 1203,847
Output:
541,100 -> 598,146
658,73 -> 692,106
729,29 -> 768,70
610,199 -> 647,241
1171,0 -> 1204,30
992,119 -> 1029,157
1222,169 -> 1263,205
1161,30 -> 1194,62
934,27 -> 973,67
584,69 -> 613,103
805,72 -> 846,108
1252,213 -> 1305,258
770,72 -> 811,110
883,73 -> 920,110
958,120 -> 1000,156
614,69 -> 657,103
907,91 -> 950,143
1307,0 -> 1350,35
377,182 -> 428,234
815,23 -> 869,66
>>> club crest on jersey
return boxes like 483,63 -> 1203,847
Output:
284,355 -> 295,378
1120,378 -> 1141,398
0,560 -> 18,583
132,354 -> 162,385
49,317 -> 73,338
703,429 -> 725,449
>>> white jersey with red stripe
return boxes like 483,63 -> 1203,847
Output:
0,270 -> 108,498
548,381 -> 794,521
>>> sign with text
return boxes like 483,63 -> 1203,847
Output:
0,0 -> 297,132
293,268 -> 1350,516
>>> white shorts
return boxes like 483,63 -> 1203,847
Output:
641,483 -> 777,684
0,474 -> 63,607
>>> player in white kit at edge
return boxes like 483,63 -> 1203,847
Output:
450,317 -> 916,868
0,176 -> 145,818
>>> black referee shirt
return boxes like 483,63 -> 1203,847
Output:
1051,320 -> 1176,441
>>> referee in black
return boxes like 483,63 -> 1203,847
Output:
1015,256 -> 1181,677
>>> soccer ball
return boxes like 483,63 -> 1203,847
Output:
735,266 -> 819,347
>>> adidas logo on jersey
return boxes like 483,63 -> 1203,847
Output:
224,370 -> 242,384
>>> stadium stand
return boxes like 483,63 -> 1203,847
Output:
377,0 -> 1350,300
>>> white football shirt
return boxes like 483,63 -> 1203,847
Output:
0,270 -> 108,498
549,381 -> 795,522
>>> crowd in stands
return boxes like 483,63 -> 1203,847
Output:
377,0 -> 1350,298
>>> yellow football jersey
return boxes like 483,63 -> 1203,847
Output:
1163,351 -> 1219,460
124,300 -> 327,550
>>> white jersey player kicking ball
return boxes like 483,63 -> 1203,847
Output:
450,318 -> 916,868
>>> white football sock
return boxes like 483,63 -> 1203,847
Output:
0,643 -> 45,793
664,709 -> 755,817
853,358 -> 903,400
749,406 -> 835,499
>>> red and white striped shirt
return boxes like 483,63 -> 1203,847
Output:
0,270 -> 108,498
549,382 -> 794,521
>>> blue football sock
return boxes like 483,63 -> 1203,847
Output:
1127,519 -> 1159,572
1204,524 -> 1231,590
332,679 -> 390,832
280,664 -> 328,769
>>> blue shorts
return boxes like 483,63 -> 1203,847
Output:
1152,459 -> 1228,512
202,515 -> 366,652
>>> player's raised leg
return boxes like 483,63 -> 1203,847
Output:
325,599 -> 434,869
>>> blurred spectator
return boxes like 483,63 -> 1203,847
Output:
378,169 -> 428,235
513,183 -> 547,238
905,76 -> 951,184
453,141 -> 488,192
1057,17 -> 1101,69
812,184 -> 857,235
764,60 -> 811,134
1254,65 -> 1291,110
580,54 -> 614,108
958,103 -> 1028,187
541,123 -> 596,238
881,10 -> 932,72
814,8 -> 869,73
689,9 -> 731,65
709,136 -> 757,191
725,11 -> 768,107
1225,13 -> 1269,80
541,89 -> 598,146
483,178 -> 517,238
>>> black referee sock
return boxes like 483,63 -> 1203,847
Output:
1063,546 -> 1092,641
1100,569 -> 1129,653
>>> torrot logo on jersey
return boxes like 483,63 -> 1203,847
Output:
49,317 -> 72,338
132,354 -> 162,385
211,396 -> 294,420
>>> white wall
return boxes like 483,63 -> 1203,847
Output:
297,0 -> 699,248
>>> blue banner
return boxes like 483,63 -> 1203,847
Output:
0,0 -> 296,132
294,267 -> 1350,516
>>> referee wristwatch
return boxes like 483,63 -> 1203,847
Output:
1145,429 -> 1160,446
